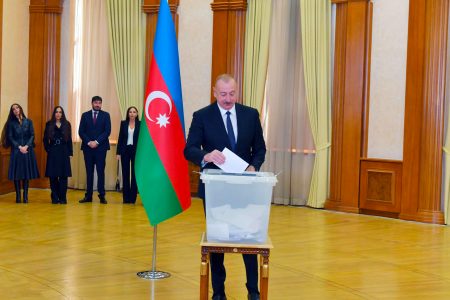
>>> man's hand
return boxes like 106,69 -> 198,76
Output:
116,155 -> 121,160
246,165 -> 256,172
203,150 -> 226,165
88,141 -> 98,149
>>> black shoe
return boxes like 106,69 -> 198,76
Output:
212,295 -> 227,300
79,197 -> 92,203
248,293 -> 260,300
99,196 -> 107,204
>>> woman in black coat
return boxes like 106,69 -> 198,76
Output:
0,103 -> 39,203
116,106 -> 140,204
43,106 -> 73,204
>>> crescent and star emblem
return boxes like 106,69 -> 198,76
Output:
145,90 -> 172,128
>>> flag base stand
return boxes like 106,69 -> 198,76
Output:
137,270 -> 170,280
137,225 -> 171,280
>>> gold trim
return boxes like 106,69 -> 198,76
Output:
142,4 -> 178,14
29,5 -> 63,14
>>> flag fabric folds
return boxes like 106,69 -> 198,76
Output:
135,0 -> 191,226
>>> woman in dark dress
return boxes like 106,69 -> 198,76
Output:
116,106 -> 140,204
0,103 -> 39,203
43,106 -> 73,204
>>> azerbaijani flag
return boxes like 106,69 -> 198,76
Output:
135,0 -> 191,226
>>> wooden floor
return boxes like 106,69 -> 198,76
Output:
1,189 -> 450,299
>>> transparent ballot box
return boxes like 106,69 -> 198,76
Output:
200,169 -> 277,244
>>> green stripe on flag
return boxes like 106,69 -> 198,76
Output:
135,123 -> 182,226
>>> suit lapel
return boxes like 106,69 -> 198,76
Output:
96,111 -> 102,125
133,121 -> 140,143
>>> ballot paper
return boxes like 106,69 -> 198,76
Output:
214,147 -> 249,173
207,204 -> 267,241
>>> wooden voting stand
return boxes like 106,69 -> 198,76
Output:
199,233 -> 273,300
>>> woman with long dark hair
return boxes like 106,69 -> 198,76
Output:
116,106 -> 140,204
43,106 -> 73,204
0,103 -> 39,203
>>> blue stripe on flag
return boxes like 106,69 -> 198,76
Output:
153,0 -> 185,134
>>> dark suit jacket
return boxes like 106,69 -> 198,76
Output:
116,120 -> 140,155
78,110 -> 111,152
184,102 -> 266,198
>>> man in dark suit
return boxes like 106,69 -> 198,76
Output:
78,96 -> 111,204
184,74 -> 266,300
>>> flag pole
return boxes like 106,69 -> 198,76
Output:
137,225 -> 171,280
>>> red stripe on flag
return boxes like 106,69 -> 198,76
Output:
144,55 -> 190,210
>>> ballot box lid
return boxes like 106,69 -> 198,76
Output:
200,169 -> 277,185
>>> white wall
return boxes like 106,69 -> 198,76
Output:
1,0 -> 29,125
367,0 -> 409,160
178,0 -> 212,134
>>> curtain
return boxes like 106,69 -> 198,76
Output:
67,0 -> 122,190
261,0 -> 315,206
106,0 -> 146,117
242,0 -> 272,110
300,0 -> 331,208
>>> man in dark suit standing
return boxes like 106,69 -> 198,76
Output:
184,74 -> 266,300
78,96 -> 111,204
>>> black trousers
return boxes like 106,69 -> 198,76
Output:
49,177 -> 68,203
83,149 -> 107,199
210,252 -> 259,296
121,145 -> 137,203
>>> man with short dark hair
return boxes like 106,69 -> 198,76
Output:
184,74 -> 266,300
78,96 -> 111,204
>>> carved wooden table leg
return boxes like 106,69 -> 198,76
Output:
200,249 -> 209,300
259,252 -> 270,300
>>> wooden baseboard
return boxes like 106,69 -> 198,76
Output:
0,149 -> 13,195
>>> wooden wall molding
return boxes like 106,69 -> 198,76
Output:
401,0 -> 448,224
29,5 -> 63,13
362,1 -> 373,157
360,159 -> 402,216
325,0 -> 371,213
327,0 -> 448,225
142,2 -> 179,14
210,0 -> 247,102
211,2 -> 247,11
27,0 -> 64,188
0,149 -> 13,195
